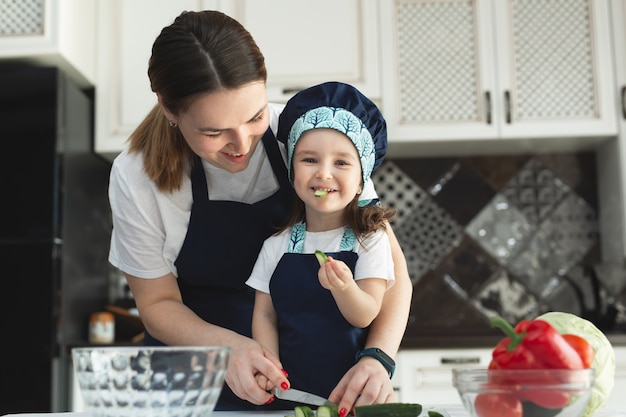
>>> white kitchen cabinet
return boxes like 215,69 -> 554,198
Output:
94,0 -> 381,158
94,0 -> 219,157
393,348 -> 492,405
218,0 -> 381,104
606,346 -> 626,408
0,0 -> 97,87
380,0 -> 617,156
597,0 -> 626,260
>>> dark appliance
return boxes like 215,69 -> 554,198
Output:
0,65 -> 112,413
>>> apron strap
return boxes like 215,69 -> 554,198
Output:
287,222 -> 356,253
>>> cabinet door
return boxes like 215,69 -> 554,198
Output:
94,0 -> 218,156
219,0 -> 381,103
380,0 -> 616,155
601,0 -> 626,259
493,0 -> 616,139
0,0 -> 97,87
380,0 -> 499,150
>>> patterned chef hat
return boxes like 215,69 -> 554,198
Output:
277,81 -> 388,190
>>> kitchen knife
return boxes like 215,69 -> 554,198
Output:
273,387 -> 335,406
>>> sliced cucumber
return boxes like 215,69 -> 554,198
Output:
314,189 -> 329,198
315,250 -> 329,266
316,404 -> 339,417
354,403 -> 423,417
295,406 -> 315,417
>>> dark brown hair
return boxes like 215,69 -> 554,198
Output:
128,10 -> 267,192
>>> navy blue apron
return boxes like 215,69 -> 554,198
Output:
143,128 -> 294,410
269,225 -> 368,399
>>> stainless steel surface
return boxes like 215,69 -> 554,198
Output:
273,387 -> 335,406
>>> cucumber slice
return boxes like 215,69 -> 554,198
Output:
315,250 -> 329,266
354,403 -> 423,417
314,189 -> 329,198
316,404 -> 339,417
294,406 -> 315,417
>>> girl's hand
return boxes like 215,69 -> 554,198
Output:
328,356 -> 395,416
224,334 -> 289,405
318,256 -> 355,291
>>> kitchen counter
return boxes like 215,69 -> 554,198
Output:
4,407 -> 626,417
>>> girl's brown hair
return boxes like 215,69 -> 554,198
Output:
128,10 -> 267,192
281,195 -> 396,246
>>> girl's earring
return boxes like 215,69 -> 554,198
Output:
168,120 -> 178,128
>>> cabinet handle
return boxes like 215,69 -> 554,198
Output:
622,86 -> 626,119
504,90 -> 512,124
484,91 -> 492,124
440,356 -> 480,365
282,87 -> 305,95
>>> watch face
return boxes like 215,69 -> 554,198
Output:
375,348 -> 395,365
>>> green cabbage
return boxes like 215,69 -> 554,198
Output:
538,311 -> 615,417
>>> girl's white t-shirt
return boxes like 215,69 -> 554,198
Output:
246,226 -> 395,294
108,103 -> 379,279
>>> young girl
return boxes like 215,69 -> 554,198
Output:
246,82 -> 397,402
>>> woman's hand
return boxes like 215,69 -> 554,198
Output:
328,357 -> 395,416
224,334 -> 289,405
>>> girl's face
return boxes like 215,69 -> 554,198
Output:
163,81 -> 269,173
292,128 -> 363,225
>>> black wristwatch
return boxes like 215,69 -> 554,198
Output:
355,348 -> 396,378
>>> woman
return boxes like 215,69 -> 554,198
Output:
108,9 -> 412,413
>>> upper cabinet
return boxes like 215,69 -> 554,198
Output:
597,0 -> 626,260
218,0 -> 381,104
94,0 -> 381,158
94,0 -> 219,157
380,0 -> 617,155
0,0 -> 97,88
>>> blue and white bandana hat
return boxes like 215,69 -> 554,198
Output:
277,82 -> 388,204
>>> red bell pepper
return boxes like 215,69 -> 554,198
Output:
486,316 -> 590,409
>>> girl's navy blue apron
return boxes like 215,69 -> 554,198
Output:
143,128 -> 295,410
269,225 -> 368,400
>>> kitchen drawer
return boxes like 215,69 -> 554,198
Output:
394,348 -> 491,404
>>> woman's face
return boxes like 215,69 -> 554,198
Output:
292,128 -> 363,223
167,81 -> 269,173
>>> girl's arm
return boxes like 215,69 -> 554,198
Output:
319,258 -> 387,327
251,290 -> 280,357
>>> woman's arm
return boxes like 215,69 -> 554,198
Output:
126,273 -> 289,405
328,224 -> 412,413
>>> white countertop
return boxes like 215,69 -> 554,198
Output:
4,407 -> 626,417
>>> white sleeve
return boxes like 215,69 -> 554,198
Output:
245,230 -> 290,293
108,150 -> 177,278
354,230 -> 395,288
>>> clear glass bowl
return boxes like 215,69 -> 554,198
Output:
72,346 -> 230,417
452,368 -> 595,417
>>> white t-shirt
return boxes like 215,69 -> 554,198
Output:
246,227 -> 395,294
108,103 -> 379,279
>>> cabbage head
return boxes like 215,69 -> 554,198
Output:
538,311 -> 615,417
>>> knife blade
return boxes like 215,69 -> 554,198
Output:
273,387 -> 335,406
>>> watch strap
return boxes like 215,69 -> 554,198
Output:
355,347 -> 396,378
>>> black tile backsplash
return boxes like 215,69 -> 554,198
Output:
372,152 -> 626,347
